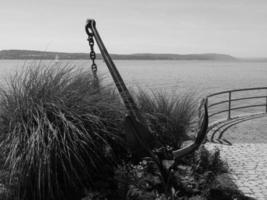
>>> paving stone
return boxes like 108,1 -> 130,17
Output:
206,142 -> 267,199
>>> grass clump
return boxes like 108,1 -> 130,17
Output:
0,65 -> 125,200
135,90 -> 197,149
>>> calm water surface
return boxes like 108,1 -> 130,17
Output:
0,60 -> 267,97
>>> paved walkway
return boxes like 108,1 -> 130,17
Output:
206,143 -> 267,200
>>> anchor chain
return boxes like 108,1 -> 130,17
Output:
86,30 -> 98,82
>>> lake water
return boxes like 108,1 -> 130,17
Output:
0,60 -> 267,97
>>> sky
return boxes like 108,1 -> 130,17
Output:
1,0 -> 267,57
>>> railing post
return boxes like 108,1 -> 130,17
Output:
228,91 -> 231,119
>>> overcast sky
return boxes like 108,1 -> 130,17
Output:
1,0 -> 267,57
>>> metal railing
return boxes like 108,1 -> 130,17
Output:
207,87 -> 267,121
206,87 -> 267,143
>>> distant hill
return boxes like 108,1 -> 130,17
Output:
127,53 -> 237,60
238,58 -> 267,62
0,49 -> 237,61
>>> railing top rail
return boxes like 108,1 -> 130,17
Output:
207,86 -> 267,98
208,95 -> 267,108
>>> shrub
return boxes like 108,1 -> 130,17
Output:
193,146 -> 229,175
114,146 -> 235,200
0,65 -> 125,200
113,145 -> 253,200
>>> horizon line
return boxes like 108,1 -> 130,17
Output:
2,49 -> 267,59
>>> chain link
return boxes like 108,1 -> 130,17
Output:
87,33 -> 98,78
